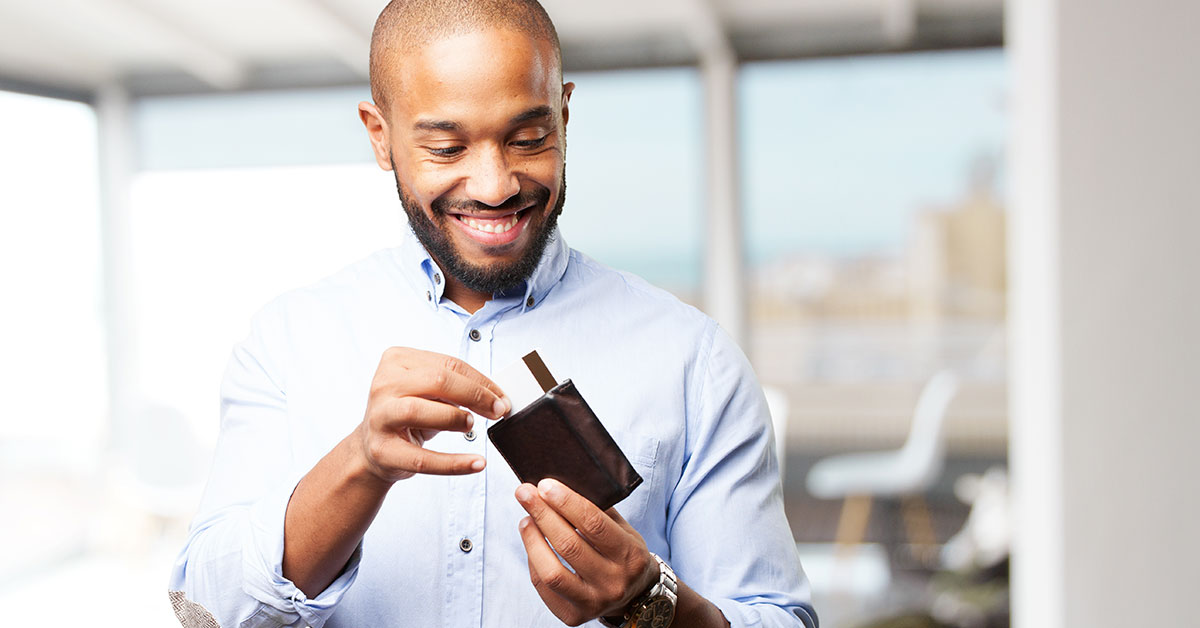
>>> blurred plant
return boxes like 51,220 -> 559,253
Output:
856,612 -> 952,628
853,467 -> 1011,628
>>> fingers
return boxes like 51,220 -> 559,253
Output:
517,482 -> 654,624
519,515 -> 593,615
398,448 -> 485,476
516,479 -> 657,623
533,479 -> 627,557
380,347 -> 511,419
516,483 -> 604,573
365,432 -> 485,478
604,506 -> 638,535
372,396 -> 474,433
361,348 -> 510,481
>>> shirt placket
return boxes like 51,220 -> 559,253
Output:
443,313 -> 497,628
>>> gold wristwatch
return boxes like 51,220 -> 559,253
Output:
600,553 -> 678,628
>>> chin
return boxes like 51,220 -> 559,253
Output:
393,165 -> 566,296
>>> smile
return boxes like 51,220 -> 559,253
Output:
448,207 -> 533,246
456,212 -> 521,234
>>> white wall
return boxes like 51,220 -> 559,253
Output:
1008,1 -> 1200,626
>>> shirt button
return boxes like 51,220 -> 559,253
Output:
434,273 -> 442,285
426,291 -> 432,302
526,296 -> 535,307
464,429 -> 476,441
469,329 -> 481,341
459,537 -> 473,553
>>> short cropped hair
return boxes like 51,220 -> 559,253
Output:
369,0 -> 562,113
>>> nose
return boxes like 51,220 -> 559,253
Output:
464,145 -> 520,207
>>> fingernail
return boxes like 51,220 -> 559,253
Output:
466,414 -> 475,430
493,396 -> 511,418
519,516 -> 531,531
471,458 -> 485,471
537,478 -> 560,500
515,484 -> 534,503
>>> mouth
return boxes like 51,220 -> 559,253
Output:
455,211 -> 522,234
448,206 -> 533,245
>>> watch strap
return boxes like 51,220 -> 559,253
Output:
599,553 -> 677,628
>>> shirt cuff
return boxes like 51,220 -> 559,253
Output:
241,472 -> 362,628
710,597 -> 819,628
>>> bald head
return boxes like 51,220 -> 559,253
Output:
369,0 -> 561,113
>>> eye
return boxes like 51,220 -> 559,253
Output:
511,133 -> 550,150
428,146 -> 464,157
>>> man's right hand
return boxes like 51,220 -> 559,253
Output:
357,347 -> 511,483
283,348 -> 511,596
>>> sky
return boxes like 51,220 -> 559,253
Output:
740,49 -> 1007,263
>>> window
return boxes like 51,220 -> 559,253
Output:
0,89 -> 105,583
741,49 -> 1008,457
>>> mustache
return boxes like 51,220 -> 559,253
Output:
430,185 -> 551,216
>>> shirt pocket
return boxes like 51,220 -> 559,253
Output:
605,429 -> 661,526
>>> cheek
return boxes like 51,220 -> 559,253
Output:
521,152 -> 564,191
399,162 -> 460,205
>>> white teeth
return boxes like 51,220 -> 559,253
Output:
462,213 -> 520,234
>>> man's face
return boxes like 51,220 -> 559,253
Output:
363,28 -> 572,296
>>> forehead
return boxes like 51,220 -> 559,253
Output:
389,28 -> 561,127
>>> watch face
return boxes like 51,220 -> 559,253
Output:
634,598 -> 676,628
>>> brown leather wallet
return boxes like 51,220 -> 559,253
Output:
487,379 -> 643,511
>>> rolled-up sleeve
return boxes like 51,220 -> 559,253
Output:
668,322 -> 818,628
168,299 -> 360,627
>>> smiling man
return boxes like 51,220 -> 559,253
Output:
369,20 -> 568,313
169,2 -> 815,627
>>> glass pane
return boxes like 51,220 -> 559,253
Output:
558,68 -> 704,301
0,90 -> 104,581
127,164 -> 408,445
740,49 -> 1009,623
135,87 -> 375,169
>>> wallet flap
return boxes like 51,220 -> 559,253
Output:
488,380 -> 642,511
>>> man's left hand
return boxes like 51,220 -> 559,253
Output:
516,479 -> 658,626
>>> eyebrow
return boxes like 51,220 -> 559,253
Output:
509,105 -> 554,125
413,119 -> 462,133
412,106 -> 554,134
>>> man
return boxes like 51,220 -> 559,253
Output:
170,1 -> 816,627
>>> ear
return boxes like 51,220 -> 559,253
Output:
359,101 -> 393,171
560,82 -> 575,127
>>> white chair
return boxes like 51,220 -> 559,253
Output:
805,369 -> 960,553
763,386 -> 789,481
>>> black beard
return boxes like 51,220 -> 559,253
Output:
391,159 -> 566,296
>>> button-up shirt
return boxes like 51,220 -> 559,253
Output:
169,227 -> 817,628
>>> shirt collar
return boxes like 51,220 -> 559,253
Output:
393,224 -> 570,313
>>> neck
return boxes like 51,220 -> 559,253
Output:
443,278 -> 489,314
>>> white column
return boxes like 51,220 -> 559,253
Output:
1007,0 -> 1064,623
1008,1 -> 1200,627
700,47 -> 746,349
96,84 -> 139,455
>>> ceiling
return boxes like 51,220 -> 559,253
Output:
0,0 -> 1001,101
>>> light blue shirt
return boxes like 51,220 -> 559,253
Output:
170,227 -> 817,628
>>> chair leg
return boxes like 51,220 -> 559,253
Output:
900,494 -> 937,545
834,494 -> 873,549
831,495 -> 875,592
900,494 -> 938,565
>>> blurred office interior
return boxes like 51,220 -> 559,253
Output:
0,1 -> 1196,627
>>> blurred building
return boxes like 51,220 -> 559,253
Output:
909,155 -> 1006,322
